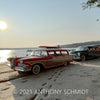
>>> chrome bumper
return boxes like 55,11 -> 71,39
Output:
73,55 -> 81,60
8,64 -> 12,69
8,64 -> 31,72
15,67 -> 31,72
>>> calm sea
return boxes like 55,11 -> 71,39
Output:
0,49 -> 34,64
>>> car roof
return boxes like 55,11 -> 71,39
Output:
26,48 -> 68,53
77,45 -> 100,48
33,48 -> 68,51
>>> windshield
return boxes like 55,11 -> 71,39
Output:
75,46 -> 88,51
31,50 -> 48,57
26,50 -> 33,56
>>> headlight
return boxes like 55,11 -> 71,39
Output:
20,60 -> 23,64
77,53 -> 80,56
18,63 -> 29,68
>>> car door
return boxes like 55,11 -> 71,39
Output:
52,51 -> 64,66
45,51 -> 57,68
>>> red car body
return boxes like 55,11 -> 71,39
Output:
7,47 -> 72,74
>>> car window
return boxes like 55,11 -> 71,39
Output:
56,51 -> 61,56
89,46 -> 100,53
61,51 -> 67,55
84,47 -> 88,51
41,51 -> 48,57
33,50 -> 41,56
48,51 -> 55,56
76,46 -> 88,51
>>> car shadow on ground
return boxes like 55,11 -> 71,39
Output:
8,64 -> 73,100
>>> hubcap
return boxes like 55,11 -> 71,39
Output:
32,65 -> 40,74
81,55 -> 85,62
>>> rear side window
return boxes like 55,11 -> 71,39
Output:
56,51 -> 61,56
61,51 -> 67,55
41,51 -> 48,57
48,51 -> 55,56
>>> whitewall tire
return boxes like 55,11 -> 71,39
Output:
32,64 -> 41,74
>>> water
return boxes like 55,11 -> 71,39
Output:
0,49 -> 33,64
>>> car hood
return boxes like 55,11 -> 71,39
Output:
18,56 -> 42,61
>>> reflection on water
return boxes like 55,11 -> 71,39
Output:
0,49 -> 28,64
0,50 -> 11,63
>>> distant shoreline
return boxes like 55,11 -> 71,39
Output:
0,48 -> 35,50
0,41 -> 100,50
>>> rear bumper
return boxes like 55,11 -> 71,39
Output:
67,60 -> 72,63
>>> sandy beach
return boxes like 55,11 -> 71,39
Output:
0,58 -> 100,100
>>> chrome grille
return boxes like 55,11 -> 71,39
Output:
11,58 -> 16,68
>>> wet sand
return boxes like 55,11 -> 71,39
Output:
0,58 -> 100,100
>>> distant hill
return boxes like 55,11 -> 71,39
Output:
61,41 -> 100,48
0,41 -> 100,50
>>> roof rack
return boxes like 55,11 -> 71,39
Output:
39,45 -> 60,49
34,48 -> 64,51
26,46 -> 69,52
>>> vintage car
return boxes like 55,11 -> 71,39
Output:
7,46 -> 72,74
70,45 -> 100,61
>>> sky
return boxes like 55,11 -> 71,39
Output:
0,0 -> 100,48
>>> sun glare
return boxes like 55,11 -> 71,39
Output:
0,50 -> 11,63
0,21 -> 7,30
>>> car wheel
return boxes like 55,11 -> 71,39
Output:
32,64 -> 41,74
64,62 -> 68,66
81,55 -> 86,62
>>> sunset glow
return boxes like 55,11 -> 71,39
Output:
0,0 -> 100,48
0,21 -> 7,30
